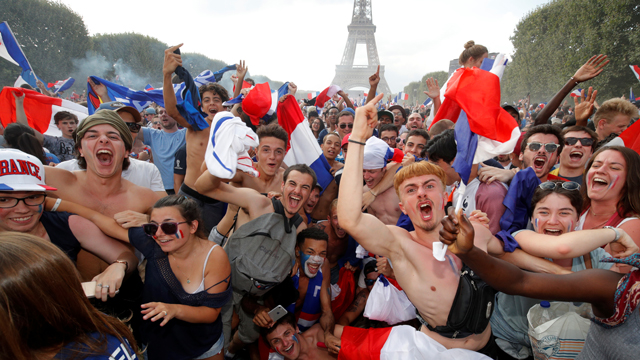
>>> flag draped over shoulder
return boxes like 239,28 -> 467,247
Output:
430,54 -> 519,184
277,95 -> 333,191
0,87 -> 88,136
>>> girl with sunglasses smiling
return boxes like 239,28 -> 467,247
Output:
484,180 -> 638,359
46,195 -> 232,360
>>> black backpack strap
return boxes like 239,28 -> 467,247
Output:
271,198 -> 302,233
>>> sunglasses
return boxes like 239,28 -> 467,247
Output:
142,221 -> 188,236
364,278 -> 376,286
396,137 -> 403,143
126,122 -> 142,132
527,142 -> 559,153
339,123 -> 354,129
565,137 -> 593,147
538,181 -> 580,191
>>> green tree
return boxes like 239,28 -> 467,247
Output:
0,0 -> 91,87
502,0 -> 640,104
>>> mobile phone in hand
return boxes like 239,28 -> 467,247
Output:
268,305 -> 287,322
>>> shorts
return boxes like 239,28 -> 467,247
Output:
194,333 -> 224,359
222,291 -> 262,347
209,226 -> 228,247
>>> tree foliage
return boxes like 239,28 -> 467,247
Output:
403,71 -> 448,105
0,0 -> 91,86
502,0 -> 640,104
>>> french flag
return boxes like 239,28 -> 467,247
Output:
314,85 -> 341,108
0,22 -> 42,88
606,119 -> 640,155
48,78 -> 75,94
630,65 -> 640,82
144,84 -> 154,91
307,91 -> 319,100
430,54 -> 519,184
337,326 -> 490,360
423,97 -> 432,107
570,89 -> 583,97
398,92 -> 409,101
194,65 -> 237,86
277,95 -> 333,191
0,87 -> 88,137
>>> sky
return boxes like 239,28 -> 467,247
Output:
59,0 -> 550,93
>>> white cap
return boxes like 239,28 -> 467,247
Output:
0,149 -> 57,192
363,136 -> 394,170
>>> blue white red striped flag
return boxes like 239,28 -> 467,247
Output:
307,91 -> 319,100
144,84 -> 154,91
570,89 -> 583,97
423,97 -> 432,107
277,95 -> 333,191
315,85 -> 341,108
398,92 -> 409,101
0,21 -> 42,88
431,54 -> 519,184
48,78 -> 75,94
630,65 -> 640,83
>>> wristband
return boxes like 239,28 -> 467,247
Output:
51,198 -> 62,212
348,139 -> 366,146
369,189 -> 377,197
570,77 -> 579,86
113,260 -> 129,272
603,226 -> 620,242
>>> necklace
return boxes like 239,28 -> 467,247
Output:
171,254 -> 194,284
590,208 -> 617,217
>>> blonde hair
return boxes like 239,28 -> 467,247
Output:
330,198 -> 339,214
394,161 -> 446,198
593,98 -> 639,126
458,41 -> 488,66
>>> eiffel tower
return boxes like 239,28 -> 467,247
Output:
331,0 -> 391,95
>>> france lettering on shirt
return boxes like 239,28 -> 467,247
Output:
108,342 -> 137,360
0,159 -> 41,180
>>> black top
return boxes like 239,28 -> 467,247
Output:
41,211 -> 81,262
129,227 -> 231,360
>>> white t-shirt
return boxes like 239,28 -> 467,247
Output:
56,158 -> 165,192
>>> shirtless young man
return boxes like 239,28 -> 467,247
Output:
44,110 -> 161,278
162,44 -> 232,233
338,94 -> 496,354
263,314 -> 336,360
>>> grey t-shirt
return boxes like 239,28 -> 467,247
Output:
43,135 -> 75,161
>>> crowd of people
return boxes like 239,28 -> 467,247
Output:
2,39 -> 640,360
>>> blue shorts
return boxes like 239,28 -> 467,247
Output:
194,334 -> 224,359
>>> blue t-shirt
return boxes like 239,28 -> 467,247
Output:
142,127 -> 186,190
56,333 -> 137,359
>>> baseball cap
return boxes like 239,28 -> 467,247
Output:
97,101 -> 142,123
377,109 -> 394,121
0,149 -> 57,191
145,107 -> 156,115
388,105 -> 407,119
341,133 -> 351,148
242,83 -> 272,126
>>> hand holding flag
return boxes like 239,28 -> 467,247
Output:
162,44 -> 183,76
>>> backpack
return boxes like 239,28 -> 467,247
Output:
227,198 -> 303,297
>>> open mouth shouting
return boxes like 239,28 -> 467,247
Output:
96,149 -> 113,166
288,194 -> 301,211
542,228 -> 563,236
532,156 -> 547,173
302,255 -> 324,278
569,150 -> 584,162
418,200 -> 433,221
590,175 -> 610,192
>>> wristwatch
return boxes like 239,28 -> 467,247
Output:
603,226 -> 620,242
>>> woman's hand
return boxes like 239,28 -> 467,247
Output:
142,302 -> 177,326
92,262 -> 126,302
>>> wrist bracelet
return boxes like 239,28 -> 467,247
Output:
370,189 -> 377,197
603,226 -> 620,242
348,139 -> 366,146
570,77 -> 579,86
51,198 -> 62,212
113,260 -> 129,272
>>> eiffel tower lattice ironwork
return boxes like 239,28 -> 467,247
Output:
331,0 -> 390,95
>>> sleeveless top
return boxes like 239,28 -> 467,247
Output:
129,227 -> 231,360
294,268 -> 324,332
40,211 -> 82,262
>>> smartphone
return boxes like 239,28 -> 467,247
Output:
268,305 -> 287,322
82,281 -> 96,298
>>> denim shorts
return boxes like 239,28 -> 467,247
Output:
194,333 -> 224,359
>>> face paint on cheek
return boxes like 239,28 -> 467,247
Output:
292,334 -> 299,344
568,220 -> 574,232
533,218 -> 539,232
37,204 -> 43,213
176,229 -> 184,239
587,172 -> 595,186
607,176 -> 619,191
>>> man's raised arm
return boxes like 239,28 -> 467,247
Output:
195,170 -> 269,217
162,44 -> 192,130
338,93 -> 396,257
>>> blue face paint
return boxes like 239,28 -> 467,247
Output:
37,204 -> 43,214
299,252 -> 311,269
534,218 -> 539,232
292,334 -> 299,344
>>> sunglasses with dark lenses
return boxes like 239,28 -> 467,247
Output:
538,181 -> 580,191
126,122 -> 142,132
527,142 -> 559,153
0,194 -> 46,208
565,137 -> 594,147
339,123 -> 354,129
364,278 -> 376,286
142,221 -> 188,236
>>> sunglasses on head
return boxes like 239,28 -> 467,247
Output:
142,221 -> 188,236
565,137 -> 593,147
527,142 -> 559,153
339,123 -> 354,129
538,181 -> 580,191
126,122 -> 142,132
